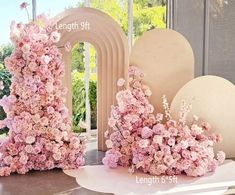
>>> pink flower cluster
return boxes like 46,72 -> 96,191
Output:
103,66 -> 225,177
0,17 -> 86,176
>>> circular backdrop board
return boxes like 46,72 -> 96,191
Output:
170,76 -> 235,158
63,163 -> 235,195
130,29 -> 194,114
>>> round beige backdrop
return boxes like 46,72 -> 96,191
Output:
130,29 -> 194,114
170,75 -> 235,158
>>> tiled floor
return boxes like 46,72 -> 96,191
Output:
0,141 -> 234,195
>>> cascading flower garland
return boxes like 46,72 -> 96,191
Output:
103,66 -> 225,177
0,15 -> 86,176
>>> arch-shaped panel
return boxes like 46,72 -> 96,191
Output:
54,8 -> 129,151
130,29 -> 194,114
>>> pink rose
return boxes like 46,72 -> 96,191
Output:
41,55 -> 51,64
153,124 -> 165,134
22,44 -> 31,53
154,151 -> 163,161
24,145 -> 34,153
138,139 -> 149,148
53,152 -> 62,161
47,106 -> 54,114
156,113 -> 163,122
167,137 -> 175,146
153,135 -> 163,145
217,151 -> 225,164
76,156 -> 85,165
50,31 -> 61,43
122,130 -> 130,138
117,78 -> 125,87
105,140 -> 113,148
141,126 -> 153,139
19,155 -> 28,165
108,118 -> 116,128
38,155 -> 47,162
156,164 -> 167,175
3,156 -> 13,165
41,117 -> 49,126
65,41 -> 72,52
25,136 -> 36,144
28,62 -> 37,71
45,160 -> 54,169
163,155 -> 175,166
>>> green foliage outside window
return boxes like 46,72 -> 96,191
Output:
72,71 -> 97,133
0,68 -> 11,134
0,44 -> 13,66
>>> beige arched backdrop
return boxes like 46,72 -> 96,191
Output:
130,29 -> 194,114
54,8 -> 129,151
170,76 -> 235,157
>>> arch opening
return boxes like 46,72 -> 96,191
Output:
55,7 -> 129,151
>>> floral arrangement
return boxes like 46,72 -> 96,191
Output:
103,66 -> 225,177
0,14 -> 86,176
